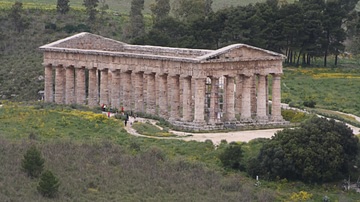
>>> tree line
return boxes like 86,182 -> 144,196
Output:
35,0 -> 360,66
135,0 -> 360,67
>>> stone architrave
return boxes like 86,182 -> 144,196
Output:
75,67 -> 86,105
65,66 -> 75,104
256,74 -> 268,121
209,76 -> 219,124
121,71 -> 132,111
169,74 -> 180,120
158,74 -> 168,118
241,74 -> 252,121
134,71 -> 144,112
194,77 -> 206,123
145,72 -> 156,114
181,76 -> 192,122
44,64 -> 53,102
225,76 -> 236,121
111,69 -> 121,108
271,74 -> 283,122
88,68 -> 98,107
54,65 -> 65,104
100,69 -> 109,106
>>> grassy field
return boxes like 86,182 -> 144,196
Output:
0,102 -> 359,201
1,0 -> 272,13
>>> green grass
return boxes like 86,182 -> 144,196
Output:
132,121 -> 176,137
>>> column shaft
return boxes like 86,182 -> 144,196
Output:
241,75 -> 252,121
111,70 -> 121,108
134,72 -> 144,112
158,74 -> 168,118
75,67 -> 86,105
146,73 -> 156,114
194,78 -> 205,123
182,76 -> 192,122
88,68 -> 98,107
54,65 -> 65,104
169,75 -> 180,120
257,74 -> 268,121
121,71 -> 132,111
251,75 -> 257,116
44,65 -> 53,102
271,74 -> 283,121
209,77 -> 219,124
235,74 -> 243,117
225,76 -> 236,121
65,66 -> 75,104
100,69 -> 109,106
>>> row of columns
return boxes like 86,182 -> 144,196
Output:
44,65 -> 283,124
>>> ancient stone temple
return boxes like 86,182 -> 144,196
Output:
40,32 -> 287,130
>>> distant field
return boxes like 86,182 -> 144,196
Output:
1,0 -> 266,13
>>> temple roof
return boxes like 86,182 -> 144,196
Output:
40,32 -> 285,63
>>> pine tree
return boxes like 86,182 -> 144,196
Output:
130,0 -> 145,38
37,170 -> 60,198
21,145 -> 45,178
83,0 -> 99,22
57,0 -> 70,15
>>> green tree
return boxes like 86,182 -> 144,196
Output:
173,0 -> 207,22
150,0 -> 170,24
21,145 -> 45,178
219,142 -> 244,170
57,0 -> 70,14
37,170 -> 60,198
130,0 -> 145,39
250,117 -> 359,183
83,0 -> 99,22
8,1 -> 28,33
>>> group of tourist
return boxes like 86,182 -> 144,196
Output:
100,104 -> 135,126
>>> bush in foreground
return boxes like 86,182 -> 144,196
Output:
21,145 -> 44,178
37,170 -> 60,198
219,142 -> 244,170
248,117 -> 359,183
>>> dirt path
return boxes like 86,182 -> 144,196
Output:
123,109 -> 360,145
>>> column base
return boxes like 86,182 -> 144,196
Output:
240,117 -> 253,123
256,116 -> 269,123
271,116 -> 284,122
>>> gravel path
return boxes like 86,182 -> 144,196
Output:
123,109 -> 360,145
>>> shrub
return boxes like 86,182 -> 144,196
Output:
37,170 -> 60,198
21,145 -> 44,178
303,100 -> 316,108
218,142 -> 244,170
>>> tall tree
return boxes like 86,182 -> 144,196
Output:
130,0 -> 145,38
8,1 -> 27,33
57,0 -> 70,15
173,0 -> 207,22
150,0 -> 170,24
83,0 -> 99,22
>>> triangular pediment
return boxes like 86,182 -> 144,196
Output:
40,32 -> 127,51
198,44 -> 285,62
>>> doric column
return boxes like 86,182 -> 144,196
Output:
271,73 -> 283,122
99,69 -> 109,106
257,74 -> 268,121
111,69 -> 121,108
169,74 -> 180,120
158,74 -> 168,118
266,75 -> 269,116
251,75 -> 257,116
181,76 -> 192,122
209,76 -> 219,124
65,66 -> 75,104
44,64 -> 53,102
235,74 -> 243,117
88,68 -> 98,107
145,72 -> 156,114
194,77 -> 206,123
54,65 -> 65,104
225,76 -> 236,121
121,71 -> 132,111
134,71 -> 144,112
75,67 -> 86,105
241,74 -> 252,121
